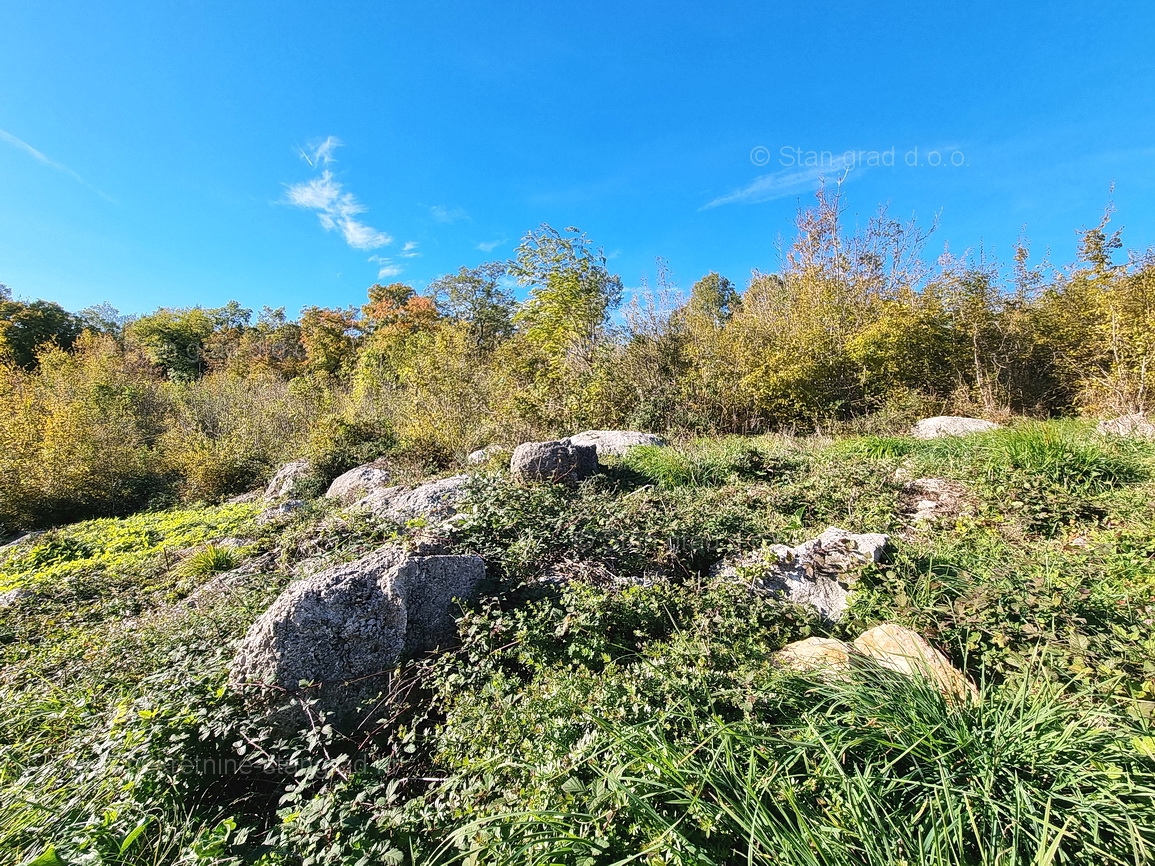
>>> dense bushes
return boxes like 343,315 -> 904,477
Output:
3,196 -> 1154,530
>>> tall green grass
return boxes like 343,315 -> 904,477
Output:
440,665 -> 1155,865
620,438 -> 788,488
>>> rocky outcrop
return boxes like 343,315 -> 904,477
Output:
569,430 -> 666,459
326,464 -> 392,505
264,459 -> 311,499
911,416 -> 1001,439
776,624 -> 978,702
510,439 -> 598,485
1096,413 -> 1155,440
355,475 -> 471,524
716,527 -> 889,622
230,547 -> 485,723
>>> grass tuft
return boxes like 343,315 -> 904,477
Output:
177,543 -> 240,577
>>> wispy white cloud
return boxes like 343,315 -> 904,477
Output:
702,160 -> 854,209
0,128 -> 115,202
400,241 -> 421,258
430,204 -> 469,223
369,255 -> 403,279
297,135 -> 342,168
285,169 -> 391,250
476,237 -> 506,252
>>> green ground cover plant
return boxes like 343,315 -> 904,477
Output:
1,422 -> 1153,865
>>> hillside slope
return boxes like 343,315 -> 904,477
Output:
2,420 -> 1154,864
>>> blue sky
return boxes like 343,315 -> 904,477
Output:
1,1 -> 1153,317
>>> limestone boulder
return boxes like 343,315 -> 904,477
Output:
774,624 -> 978,703
356,474 -> 471,524
911,416 -> 1001,439
510,439 -> 598,485
776,637 -> 855,671
264,459 -> 312,499
854,623 -> 978,702
568,430 -> 666,459
716,527 -> 889,622
230,547 -> 484,723
1096,413 -> 1155,440
326,464 -> 392,505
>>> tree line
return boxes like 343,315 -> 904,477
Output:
1,190 -> 1151,529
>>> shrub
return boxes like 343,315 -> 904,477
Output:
0,336 -> 171,528
161,372 -> 328,502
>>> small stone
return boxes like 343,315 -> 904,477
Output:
257,499 -> 304,524
0,586 -> 30,608
466,444 -> 508,465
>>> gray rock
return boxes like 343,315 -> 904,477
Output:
326,464 -> 392,505
257,499 -> 305,524
356,475 -> 471,524
466,444 -> 508,465
264,459 -> 312,499
569,430 -> 665,459
716,527 -> 889,622
510,439 -> 598,485
1096,413 -> 1155,440
911,416 -> 1001,439
0,586 -> 30,608
230,547 -> 484,723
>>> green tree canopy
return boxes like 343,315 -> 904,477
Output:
429,262 -> 515,350
0,295 -> 84,368
126,304 -> 252,381
687,272 -> 739,324
509,224 -> 622,363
